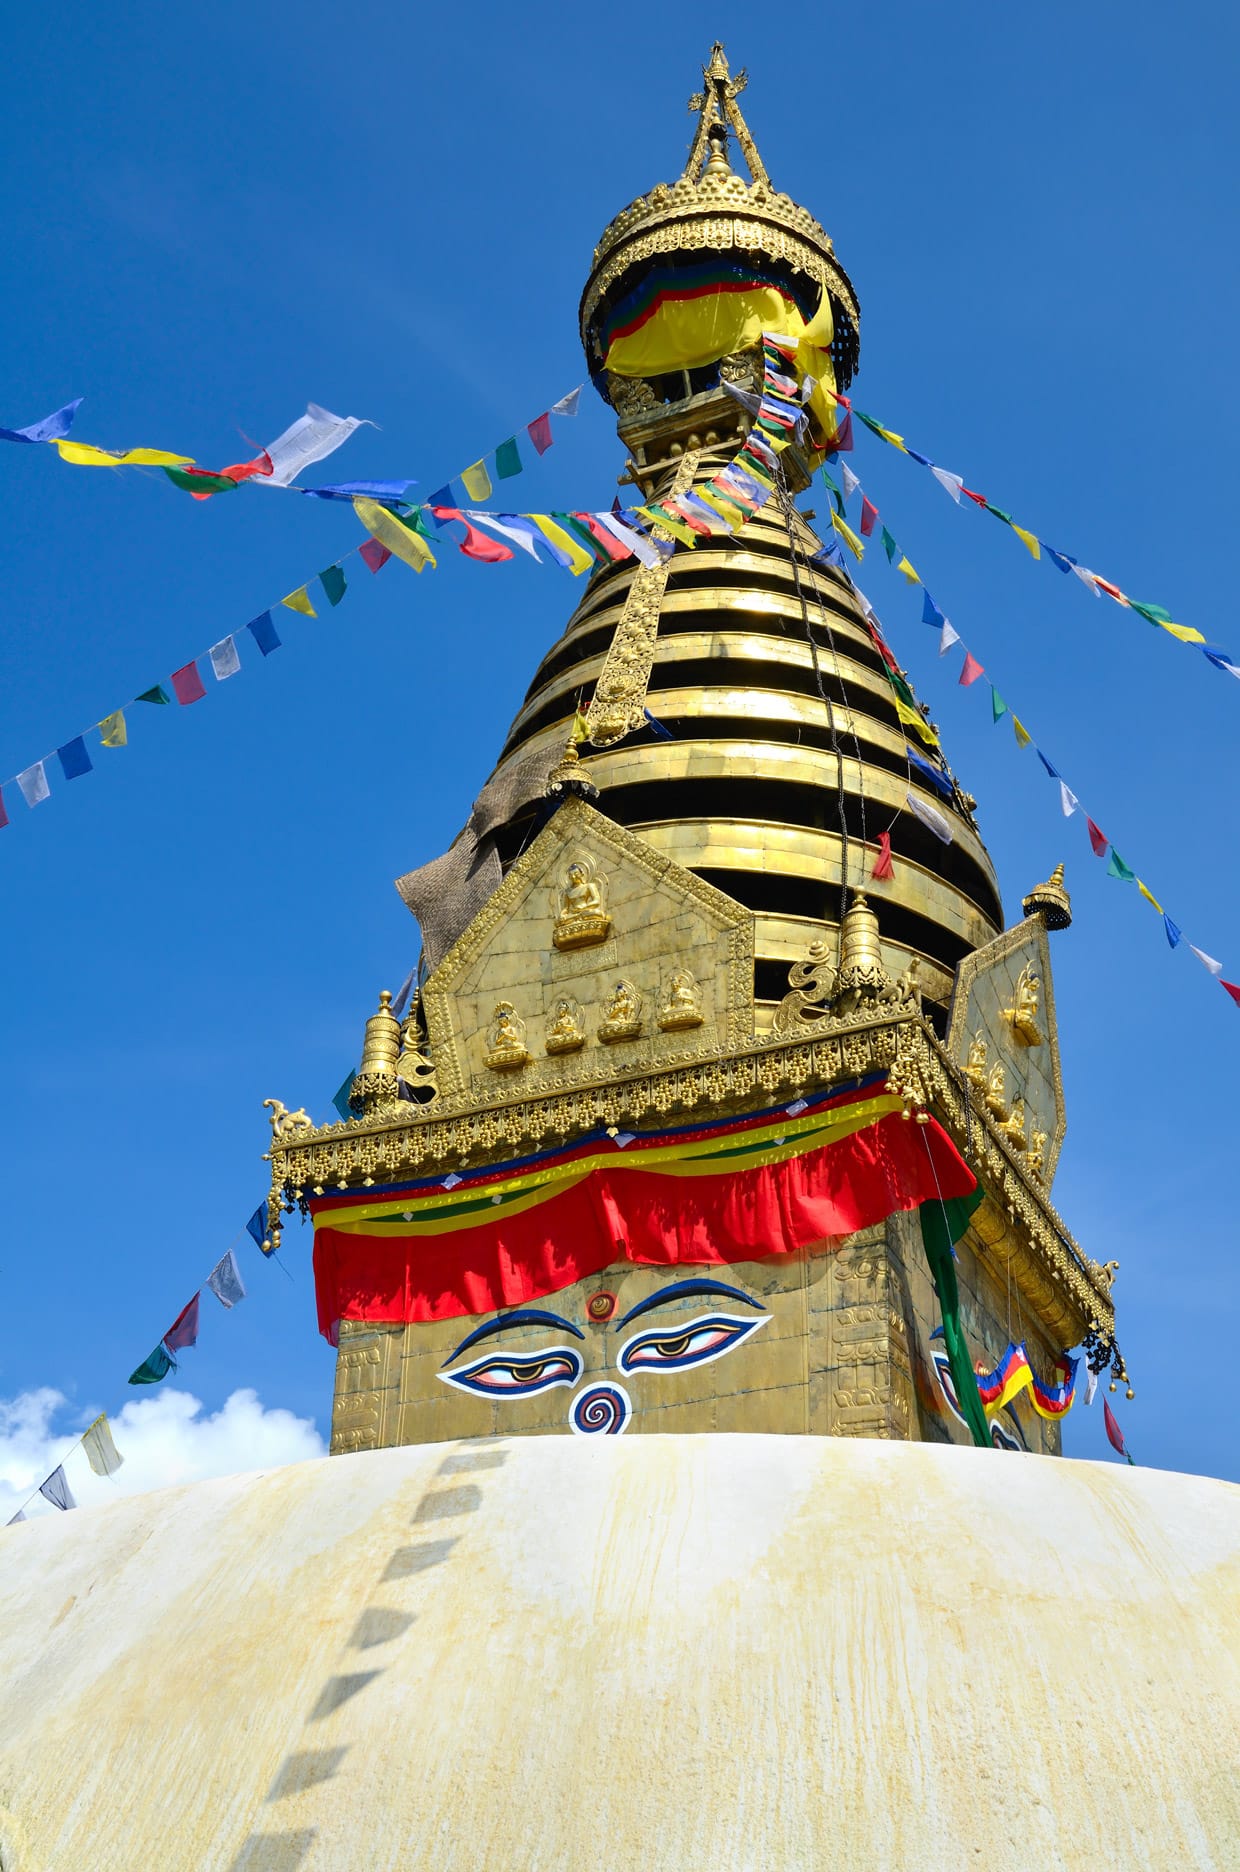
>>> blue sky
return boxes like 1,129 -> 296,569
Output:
1,2 -> 1236,1485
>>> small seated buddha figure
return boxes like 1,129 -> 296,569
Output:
1003,962 -> 1043,1047
543,995 -> 585,1056
985,1058 -> 1008,1121
997,1095 -> 1027,1152
483,1001 -> 530,1072
965,1030 -> 988,1093
1025,1127 -> 1048,1182
598,979 -> 643,1043
657,968 -> 704,1032
552,859 -> 611,951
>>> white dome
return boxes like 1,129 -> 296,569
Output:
1,1435 -> 1237,1869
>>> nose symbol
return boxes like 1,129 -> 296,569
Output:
569,1382 -> 632,1435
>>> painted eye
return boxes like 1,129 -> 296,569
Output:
439,1346 -> 583,1398
618,1312 -> 768,1374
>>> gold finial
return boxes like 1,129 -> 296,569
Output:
1022,862 -> 1072,932
684,43 -> 769,187
545,738 -> 600,802
350,989 -> 402,1116
836,893 -> 889,995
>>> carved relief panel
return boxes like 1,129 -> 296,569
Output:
946,917 -> 1065,1188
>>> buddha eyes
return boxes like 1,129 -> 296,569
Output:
439,1347 -> 583,1399
618,1312 -> 768,1373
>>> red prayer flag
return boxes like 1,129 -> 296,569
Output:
574,513 -> 631,562
1221,980 -> 1240,1008
527,412 -> 553,456
1102,1397 -> 1132,1462
834,411 -> 854,452
189,451 -> 273,501
171,661 -> 206,706
959,651 -> 985,686
164,1292 -> 200,1352
962,487 -> 988,507
859,497 -> 879,537
871,831 -> 895,880
1086,817 -> 1109,857
1094,575 -> 1126,603
430,506 -> 514,564
359,538 -> 391,574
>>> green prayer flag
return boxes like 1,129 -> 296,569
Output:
332,1073 -> 356,1121
136,685 -> 170,706
1107,849 -> 1135,881
855,411 -> 886,438
890,669 -> 918,712
820,467 -> 845,516
561,515 -> 609,563
319,564 -> 347,608
1129,599 -> 1172,626
920,1191 -> 989,1449
128,1342 -> 175,1386
985,502 -> 1013,523
991,688 -> 1008,723
881,526 -> 899,563
494,436 -> 522,480
405,508 -> 435,541
162,466 -> 238,494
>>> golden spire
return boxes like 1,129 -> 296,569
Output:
684,44 -> 770,186
1022,864 -> 1073,932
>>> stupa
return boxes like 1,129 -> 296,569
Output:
263,44 -> 1124,1458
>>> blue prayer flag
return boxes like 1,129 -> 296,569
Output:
907,746 -> 954,799
57,737 -> 92,781
1037,751 -> 1061,779
298,480 -> 415,504
921,590 -> 944,629
245,1203 -> 269,1254
644,709 -> 674,740
247,612 -> 281,657
0,397 -> 82,445
425,488 -> 454,522
1043,543 -> 1077,574
905,448 -> 933,466
1164,913 -> 1182,949
332,1073 -> 356,1121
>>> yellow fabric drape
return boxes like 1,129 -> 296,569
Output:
353,498 -> 437,572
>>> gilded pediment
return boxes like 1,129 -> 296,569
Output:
421,797 -> 755,1100
946,917 -> 1065,1188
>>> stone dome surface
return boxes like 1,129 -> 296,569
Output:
0,1435 -> 1237,1870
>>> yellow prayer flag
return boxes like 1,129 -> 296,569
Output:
99,710 -> 127,748
894,697 -> 940,748
696,488 -> 743,528
54,441 -> 193,468
1160,620 -> 1206,644
1137,880 -> 1164,913
1012,525 -> 1041,560
633,507 -> 696,551
460,459 -> 493,502
353,498 -> 436,573
1012,717 -> 1032,748
570,707 -> 590,745
531,515 -> 596,574
877,426 -> 907,452
282,586 -> 317,616
896,556 -> 920,585
831,512 -> 864,561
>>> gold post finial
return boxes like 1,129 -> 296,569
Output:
1022,863 -> 1072,932
684,43 -> 769,187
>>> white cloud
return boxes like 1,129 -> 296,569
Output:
0,1387 -> 325,1523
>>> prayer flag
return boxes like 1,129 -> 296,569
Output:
296,479 -> 413,504
1094,576 -> 1128,604
938,621 -> 960,656
530,514 -> 593,572
55,442 -> 192,468
1103,1398 -> 1134,1464
1137,880 -> 1163,913
209,637 -> 241,681
881,526 -> 898,563
468,513 -> 546,560
930,467 -> 963,502
593,511 -> 662,568
1085,1369 -> 1098,1406
907,747 -> 953,799
0,788 -> 7,831
1037,750 -> 1060,779
1190,946 -> 1223,976
247,612 -> 281,657
1059,781 -> 1079,817
1071,564 -> 1101,598
246,1202 -> 270,1252
636,505 -> 697,549
991,688 -> 1008,723
207,1249 -> 247,1309
921,590 -> 944,628
550,387 -> 582,418
871,830 -> 895,880
460,460 -> 493,502
860,496 -> 878,537
1043,544 -> 1076,574
834,410 -> 855,452
319,564 -> 347,608
1163,913 -> 1182,949
896,556 -> 920,585
1012,525 -> 1041,559
573,512 -> 633,560
171,661 -> 206,705
261,403 -> 370,488
358,538 -> 391,574
643,708 -> 673,740
959,652 -> 984,686
129,1342 -> 175,1385
676,492 -> 729,534
137,686 -> 170,705
1203,648 -> 1240,680
832,513 -> 864,560
353,499 -> 436,573
695,487 -> 746,527
17,762 -> 49,808
332,1073 -> 356,1121
424,488 -> 455,516
1012,717 -> 1032,748
1222,981 -> 1240,1009
0,397 -> 82,444
82,1413 -> 124,1478
165,1294 -> 200,1353
1106,849 -> 1135,881
570,706 -> 590,745
905,791 -> 953,843
39,1466 -> 75,1512
561,513 -> 614,561
57,737 -> 92,781
1086,818 -> 1109,857
163,465 -> 240,495
840,463 -> 861,501
985,502 -> 1013,524
391,966 -> 417,1021
494,437 -> 522,479
527,412 -> 553,455
856,413 -> 906,451
430,507 -> 515,563
99,710 -> 127,747
282,587 -> 317,616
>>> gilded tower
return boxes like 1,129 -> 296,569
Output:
265,47 -> 1123,1457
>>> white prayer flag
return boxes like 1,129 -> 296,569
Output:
82,1413 -> 124,1478
206,1249 -> 247,1310
209,636 -> 241,681
1085,1369 -> 1098,1407
550,386 -> 582,418
905,791 -> 953,844
1059,781 -> 1080,817
39,1466 -> 75,1512
1071,563 -> 1102,597
261,402 -> 372,488
930,467 -> 963,502
1190,945 -> 1224,977
851,584 -> 875,620
593,511 -> 662,569
840,463 -> 861,501
16,761 -> 49,808
938,621 -> 961,656
391,967 -> 417,1021
465,512 -> 544,560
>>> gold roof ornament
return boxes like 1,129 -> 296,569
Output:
350,989 -> 402,1117
544,739 -> 599,802
1022,863 -> 1073,932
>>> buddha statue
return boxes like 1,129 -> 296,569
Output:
965,1030 -> 988,1093
657,968 -> 704,1032
544,996 -> 585,1056
985,1059 -> 1008,1121
1003,962 -> 1043,1046
1026,1127 -> 1048,1182
483,1001 -> 530,1072
552,858 -> 611,950
599,979 -> 643,1043
997,1095 -> 1027,1152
